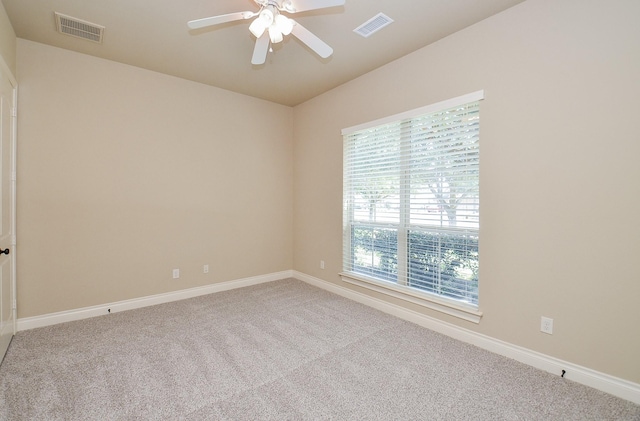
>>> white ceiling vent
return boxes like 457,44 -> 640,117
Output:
354,13 -> 394,38
55,12 -> 104,44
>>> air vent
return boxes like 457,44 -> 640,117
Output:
55,12 -> 104,43
354,13 -> 394,38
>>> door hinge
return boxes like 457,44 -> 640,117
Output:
11,171 -> 16,181
11,235 -> 16,245
11,107 -> 17,118
12,299 -> 16,310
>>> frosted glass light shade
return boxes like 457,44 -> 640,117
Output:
275,15 -> 293,36
249,9 -> 274,38
269,25 -> 283,43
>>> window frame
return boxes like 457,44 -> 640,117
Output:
341,91 -> 484,323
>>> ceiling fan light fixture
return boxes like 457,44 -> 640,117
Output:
275,14 -> 294,35
269,25 -> 284,43
249,9 -> 274,38
249,18 -> 266,37
260,8 -> 275,25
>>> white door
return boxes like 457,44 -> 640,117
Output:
0,60 -> 16,363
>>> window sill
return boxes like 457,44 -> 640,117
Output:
339,272 -> 483,324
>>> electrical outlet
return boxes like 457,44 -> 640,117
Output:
541,316 -> 553,334
320,260 -> 325,269
173,268 -> 180,279
203,264 -> 209,274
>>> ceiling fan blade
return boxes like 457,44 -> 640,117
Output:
283,0 -> 345,13
251,33 -> 270,65
187,12 -> 254,30
291,21 -> 333,58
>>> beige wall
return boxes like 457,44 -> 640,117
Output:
0,1 -> 16,74
16,39 -> 293,318
293,0 -> 640,383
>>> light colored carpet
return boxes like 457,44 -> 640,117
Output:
0,278 -> 638,420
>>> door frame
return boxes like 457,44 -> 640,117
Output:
0,54 -> 17,338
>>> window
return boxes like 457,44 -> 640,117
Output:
342,92 -> 483,322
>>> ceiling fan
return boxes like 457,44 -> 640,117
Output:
188,0 -> 345,65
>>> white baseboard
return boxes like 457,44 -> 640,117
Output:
293,270 -> 640,405
17,270 -> 293,332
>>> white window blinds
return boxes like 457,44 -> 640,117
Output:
343,91 -> 482,307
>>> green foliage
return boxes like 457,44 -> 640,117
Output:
351,227 -> 478,305
351,226 -> 398,281
408,231 -> 478,304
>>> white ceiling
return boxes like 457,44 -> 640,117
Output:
2,0 -> 525,106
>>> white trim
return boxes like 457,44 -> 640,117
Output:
17,270 -> 293,331
340,272 -> 482,324
293,270 -> 640,405
0,54 -> 17,338
11,83 -> 17,336
342,90 -> 484,135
